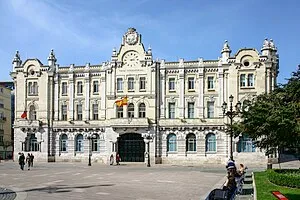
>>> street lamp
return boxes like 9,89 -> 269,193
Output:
144,133 -> 153,167
222,95 -> 241,161
87,134 -> 97,166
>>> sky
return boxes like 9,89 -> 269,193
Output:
0,0 -> 299,84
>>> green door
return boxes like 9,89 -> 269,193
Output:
118,133 -> 145,162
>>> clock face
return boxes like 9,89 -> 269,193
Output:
126,32 -> 138,45
123,51 -> 139,67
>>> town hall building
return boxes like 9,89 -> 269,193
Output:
10,28 -> 279,165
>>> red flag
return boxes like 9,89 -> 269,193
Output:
21,111 -> 27,119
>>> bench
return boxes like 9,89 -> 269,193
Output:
272,191 -> 288,200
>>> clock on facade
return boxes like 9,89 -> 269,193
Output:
123,51 -> 140,67
126,32 -> 138,45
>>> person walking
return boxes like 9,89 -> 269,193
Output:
110,154 -> 114,165
26,153 -> 31,170
30,153 -> 34,167
116,153 -> 121,165
18,153 -> 25,170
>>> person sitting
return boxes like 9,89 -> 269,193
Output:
223,167 -> 237,199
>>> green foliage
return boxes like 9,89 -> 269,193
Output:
255,171 -> 300,200
267,169 -> 300,188
235,66 -> 300,153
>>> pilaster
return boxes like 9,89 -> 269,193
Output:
100,76 -> 106,119
54,75 -> 59,120
198,68 -> 204,118
218,68 -> 224,117
160,70 -> 166,118
84,76 -> 90,121
68,74 -> 74,120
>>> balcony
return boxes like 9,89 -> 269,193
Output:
109,118 -> 150,128
158,118 -> 225,127
14,119 -> 41,129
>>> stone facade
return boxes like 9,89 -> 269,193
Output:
10,28 -> 279,165
0,85 -> 12,159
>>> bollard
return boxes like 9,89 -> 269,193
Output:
267,163 -> 272,169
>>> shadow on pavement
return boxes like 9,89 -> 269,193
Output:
20,184 -> 115,194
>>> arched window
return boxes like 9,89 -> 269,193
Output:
92,134 -> 100,152
167,133 -> 177,152
138,103 -> 146,118
206,133 -> 216,152
128,103 -> 134,118
24,134 -> 39,152
186,133 -> 196,152
237,134 -> 255,152
29,105 -> 36,120
60,134 -> 68,152
75,134 -> 83,152
116,106 -> 123,118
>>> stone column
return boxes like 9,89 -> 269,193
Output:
68,72 -> 74,120
198,68 -> 204,118
54,76 -> 59,120
160,70 -> 166,118
84,76 -> 90,121
100,77 -> 106,119
178,74 -> 185,118
218,68 -> 224,117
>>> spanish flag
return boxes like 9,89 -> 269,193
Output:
115,96 -> 128,107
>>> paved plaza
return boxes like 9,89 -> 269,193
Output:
0,162 -> 229,200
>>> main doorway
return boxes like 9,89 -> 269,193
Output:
118,133 -> 145,162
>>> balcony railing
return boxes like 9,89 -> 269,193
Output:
109,118 -> 150,128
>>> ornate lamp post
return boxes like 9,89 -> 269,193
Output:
144,132 -> 153,167
222,95 -> 241,161
87,134 -> 97,166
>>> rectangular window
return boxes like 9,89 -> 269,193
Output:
28,82 -> 38,95
169,78 -> 175,91
62,82 -> 68,95
128,77 -> 134,91
240,74 -> 246,87
77,104 -> 82,120
188,77 -> 195,90
188,102 -> 194,118
77,81 -> 83,95
62,105 -> 67,121
247,74 -> 254,87
139,77 -> 146,91
93,81 -> 99,93
208,76 -> 214,89
92,104 -> 98,120
117,78 -> 123,92
169,103 -> 175,119
117,107 -> 123,118
207,101 -> 214,118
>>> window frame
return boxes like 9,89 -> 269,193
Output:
167,133 -> 177,152
206,133 -> 216,152
168,78 -> 176,92
168,102 -> 175,119
138,103 -> 146,118
61,105 -> 68,121
128,77 -> 135,92
75,134 -> 84,152
207,101 -> 214,118
92,104 -> 98,120
187,102 -> 195,119
62,82 -> 68,96
77,104 -> 83,120
117,78 -> 123,92
207,76 -> 214,90
186,133 -> 196,152
139,77 -> 146,91
77,81 -> 83,95
116,106 -> 123,118
93,80 -> 99,94
188,77 -> 195,90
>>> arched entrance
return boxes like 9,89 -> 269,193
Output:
118,133 -> 145,162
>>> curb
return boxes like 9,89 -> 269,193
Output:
252,172 -> 257,200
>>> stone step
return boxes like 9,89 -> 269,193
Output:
243,178 -> 253,184
235,194 -> 254,200
241,184 -> 254,196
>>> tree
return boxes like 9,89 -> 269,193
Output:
236,66 -> 300,155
